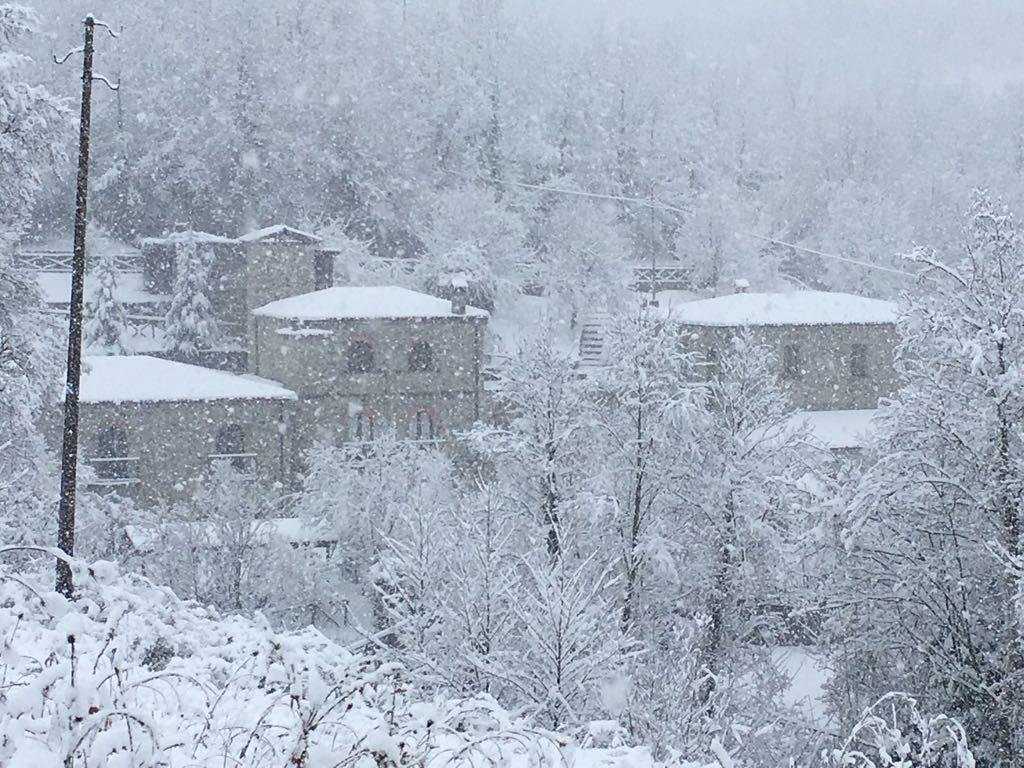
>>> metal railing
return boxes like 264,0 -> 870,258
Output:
86,456 -> 141,487
15,249 -> 143,273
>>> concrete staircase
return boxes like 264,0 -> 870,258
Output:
577,311 -> 612,371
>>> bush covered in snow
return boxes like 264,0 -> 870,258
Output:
0,550 -> 679,768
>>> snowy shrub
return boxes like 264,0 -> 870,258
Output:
0,549 -> 589,768
827,693 -> 975,768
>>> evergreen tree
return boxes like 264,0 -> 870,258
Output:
84,247 -> 129,351
164,235 -> 218,356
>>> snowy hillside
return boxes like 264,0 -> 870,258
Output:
0,553 -> 675,768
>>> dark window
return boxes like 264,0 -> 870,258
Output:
95,426 -> 131,480
347,340 -> 374,373
415,410 -> 434,441
215,423 -> 248,471
850,343 -> 868,378
408,341 -> 434,372
782,344 -> 801,379
313,251 -> 334,290
353,412 -> 375,442
704,347 -> 720,377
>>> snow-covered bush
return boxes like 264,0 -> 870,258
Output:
827,693 -> 975,768
0,550 -> 642,768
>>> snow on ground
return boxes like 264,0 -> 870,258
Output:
37,271 -> 168,306
772,646 -> 833,728
790,409 -> 879,450
487,293 -> 578,358
253,285 -> 488,320
658,291 -> 897,327
0,557 -> 685,768
76,355 -> 297,403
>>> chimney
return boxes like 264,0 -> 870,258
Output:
450,273 -> 468,315
734,278 -> 750,294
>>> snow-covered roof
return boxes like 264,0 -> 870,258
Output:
38,271 -> 167,305
139,231 -> 238,246
663,291 -> 897,327
791,409 -> 878,450
77,355 -> 297,403
237,224 -> 321,244
252,286 -> 489,321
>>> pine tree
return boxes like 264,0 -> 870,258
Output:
84,247 -> 129,351
164,235 -> 218,356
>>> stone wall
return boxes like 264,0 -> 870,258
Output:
67,398 -> 294,504
678,322 -> 899,410
243,241 -> 318,315
251,314 -> 487,458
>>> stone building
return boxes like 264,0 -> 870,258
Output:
658,290 -> 899,452
67,251 -> 489,503
140,225 -> 330,352
249,285 -> 489,460
71,356 -> 297,505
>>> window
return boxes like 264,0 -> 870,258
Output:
346,340 -> 374,373
704,347 -> 720,377
414,410 -> 435,441
850,343 -> 868,378
214,423 -> 249,471
352,411 -> 375,442
408,341 -> 434,372
782,344 -> 801,379
95,426 -> 132,480
313,251 -> 334,290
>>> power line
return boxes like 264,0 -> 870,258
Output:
741,232 -> 919,278
452,169 -> 918,279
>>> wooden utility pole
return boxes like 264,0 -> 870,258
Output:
55,15 -> 117,598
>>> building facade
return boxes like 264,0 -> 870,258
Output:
67,356 -> 296,505
250,285 -> 488,462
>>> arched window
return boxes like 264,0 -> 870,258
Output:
95,426 -> 131,480
414,410 -> 434,441
408,341 -> 434,372
347,340 -> 374,373
215,423 -> 248,471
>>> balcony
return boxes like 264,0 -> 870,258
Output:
86,456 -> 141,488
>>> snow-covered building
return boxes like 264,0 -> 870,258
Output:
140,225 -> 330,351
68,356 -> 297,504
662,290 -> 899,418
63,233 -> 490,502
251,285 -> 489,456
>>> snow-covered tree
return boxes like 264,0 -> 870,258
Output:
507,543 -> 633,730
164,235 -> 218,356
586,309 -> 700,631
827,192 -> 1024,764
0,5 -> 66,545
470,323 -> 591,555
84,243 -> 129,351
